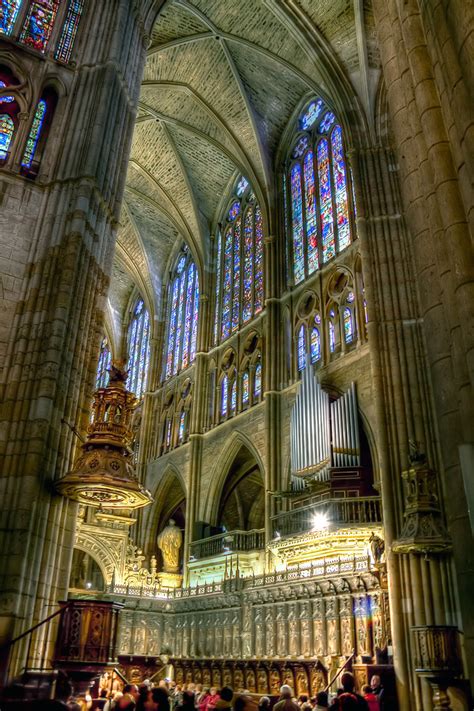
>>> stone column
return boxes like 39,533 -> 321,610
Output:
0,0 -> 162,677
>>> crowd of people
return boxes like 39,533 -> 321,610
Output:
68,672 -> 384,711
5,671 -> 384,710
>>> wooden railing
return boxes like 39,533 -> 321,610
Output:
190,529 -> 265,559
271,496 -> 382,537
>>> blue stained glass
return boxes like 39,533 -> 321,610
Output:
0,81 -> 13,103
177,255 -> 186,273
317,138 -> 335,262
166,278 -> 179,379
221,225 -> 233,340
55,0 -> 85,63
230,380 -> 236,413
213,230 -> 222,345
0,0 -> 22,35
181,264 -> 194,369
20,0 -> 60,52
331,125 -> 351,251
254,205 -> 264,313
292,135 -> 309,158
343,306 -> 354,343
297,325 -> 306,371
363,298 -> 368,324
96,337 -> 111,389
254,362 -> 262,398
231,215 -> 241,333
173,273 -> 185,374
0,114 -> 14,160
228,200 -> 240,221
242,371 -> 249,405
329,321 -> 336,353
318,111 -> 336,133
190,273 -> 199,362
347,291 -> 355,303
315,313 -> 321,324
242,207 -> 253,323
221,376 -> 228,417
22,99 -> 46,169
178,410 -> 186,442
291,163 -> 304,284
303,150 -> 319,274
127,298 -> 150,398
301,99 -> 324,130
310,327 -> 321,363
236,176 -> 249,196
166,419 -> 172,449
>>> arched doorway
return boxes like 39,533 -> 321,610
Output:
217,444 -> 265,531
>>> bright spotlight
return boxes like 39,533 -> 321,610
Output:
311,512 -> 329,531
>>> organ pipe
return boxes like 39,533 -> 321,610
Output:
291,367 -> 360,480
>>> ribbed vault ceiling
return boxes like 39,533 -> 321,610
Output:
110,0 -> 381,343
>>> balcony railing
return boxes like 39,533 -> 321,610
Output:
190,528 -> 265,560
271,496 -> 382,537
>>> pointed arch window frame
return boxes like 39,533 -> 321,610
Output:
127,296 -> 151,400
164,246 -> 200,381
213,177 -> 264,346
285,99 -> 357,286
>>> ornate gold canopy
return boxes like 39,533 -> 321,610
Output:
56,361 -> 152,509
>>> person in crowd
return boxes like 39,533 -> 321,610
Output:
369,677 -> 383,709
206,687 -> 219,711
197,686 -> 211,711
234,692 -> 258,711
273,685 -> 299,711
152,686 -> 171,711
213,686 -> 234,711
258,696 -> 271,711
117,684 -> 139,710
314,691 -> 329,711
104,691 -> 123,711
328,673 -> 368,710
297,695 -> 309,708
176,690 -> 197,711
361,686 -> 379,711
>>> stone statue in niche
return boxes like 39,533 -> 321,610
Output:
369,532 -> 385,565
157,519 -> 182,573
270,669 -> 281,694
265,608 -> 275,657
257,669 -> 268,693
288,605 -> 299,656
296,668 -> 308,695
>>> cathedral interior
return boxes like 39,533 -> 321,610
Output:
0,0 -> 473,709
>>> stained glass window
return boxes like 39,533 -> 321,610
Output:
165,419 -> 172,449
0,0 -> 22,35
297,325 -> 306,371
254,362 -> 262,399
291,163 -> 304,284
331,125 -> 351,251
178,410 -> 186,443
310,326 -> 321,363
215,176 -> 264,343
127,298 -> 150,399
230,380 -> 236,413
20,0 -> 61,52
221,376 -> 228,417
95,337 -> 111,389
303,150 -> 318,274
242,371 -> 249,406
55,0 -> 85,63
21,99 -> 46,169
286,99 -> 355,283
0,81 -> 13,103
363,298 -> 368,324
301,99 -> 323,130
343,307 -> 354,343
0,114 -> 14,160
329,320 -> 336,353
165,247 -> 199,379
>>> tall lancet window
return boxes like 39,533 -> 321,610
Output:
95,337 -> 111,389
127,297 -> 150,399
0,1 -> 22,35
20,0 -> 62,52
165,246 -> 199,380
213,176 -> 264,344
284,98 -> 356,285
